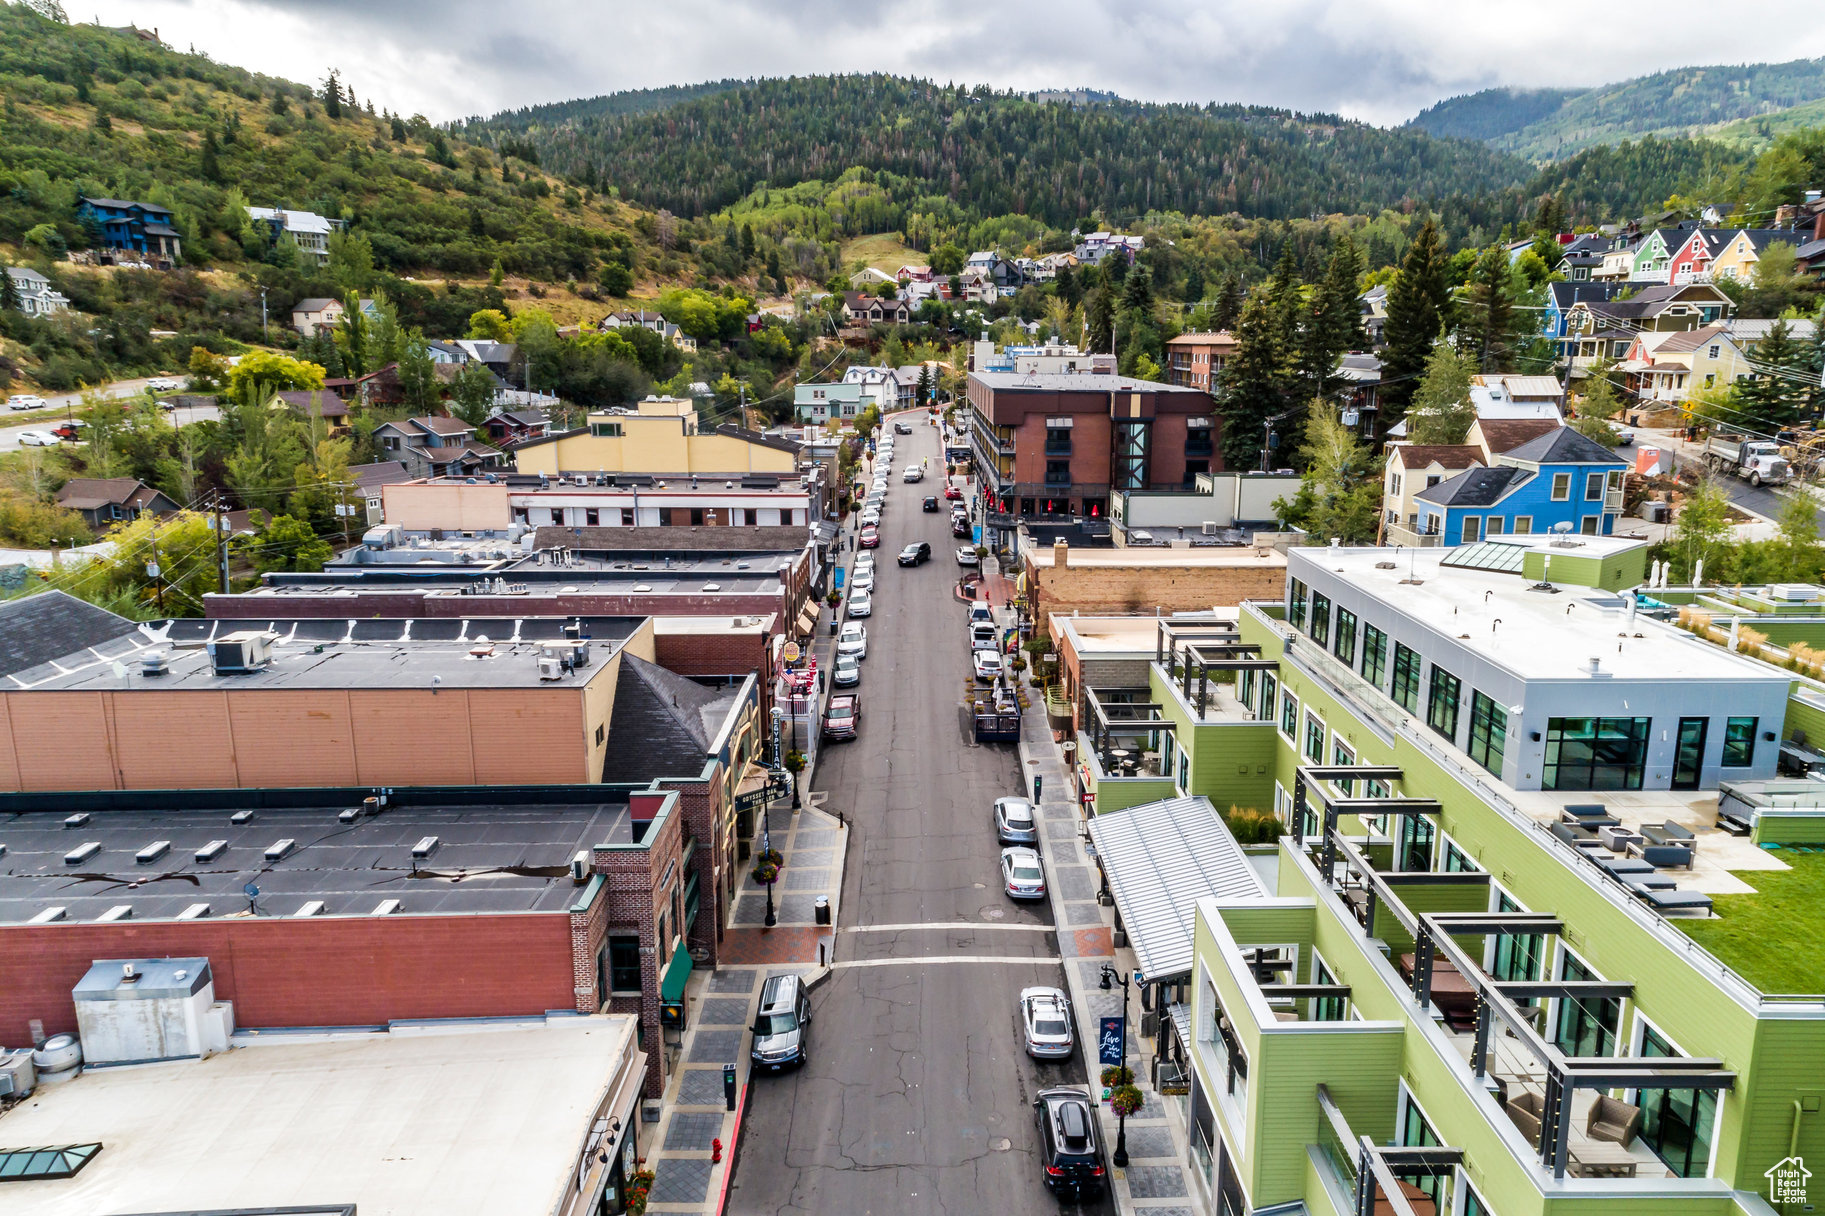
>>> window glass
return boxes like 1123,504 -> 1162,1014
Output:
1334,607 -> 1357,666
1391,643 -> 1421,713
608,936 -> 642,992
1305,714 -> 1325,763
1461,516 -> 1481,544
1309,592 -> 1331,647
1287,578 -> 1307,630
1637,1024 -> 1718,1178
1551,473 -> 1570,501
1586,471 -> 1605,500
1260,672 -> 1277,723
1467,690 -> 1507,776
1427,664 -> 1461,740
1239,667 -> 1255,708
1513,515 -> 1533,534
1554,953 -> 1619,1057
1544,717 -> 1651,790
1362,625 -> 1388,686
1280,691 -> 1298,739
1723,717 -> 1757,767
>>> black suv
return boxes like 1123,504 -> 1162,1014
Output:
922,495 -> 939,512
897,541 -> 932,566
1033,1087 -> 1107,1200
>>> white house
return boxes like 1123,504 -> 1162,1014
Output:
246,206 -> 341,265
5,267 -> 70,317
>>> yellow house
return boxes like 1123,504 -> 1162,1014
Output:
1710,229 -> 1802,282
510,397 -> 799,477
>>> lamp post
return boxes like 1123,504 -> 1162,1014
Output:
1100,962 -> 1133,1167
764,707 -> 783,928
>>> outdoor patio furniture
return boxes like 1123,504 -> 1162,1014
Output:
1599,825 -> 1643,852
1597,856 -> 1655,878
1569,1152 -> 1639,1179
1641,821 -> 1697,851
1629,842 -> 1695,870
1627,874 -> 1679,893
1506,1091 -> 1545,1144
1641,887 -> 1713,916
1587,1094 -> 1643,1148
1562,804 -> 1621,828
1551,821 -> 1609,851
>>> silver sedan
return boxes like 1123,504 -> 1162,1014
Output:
1020,986 -> 1075,1059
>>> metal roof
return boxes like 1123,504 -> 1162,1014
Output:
1085,795 -> 1266,983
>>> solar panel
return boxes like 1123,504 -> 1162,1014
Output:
1440,541 -> 1529,574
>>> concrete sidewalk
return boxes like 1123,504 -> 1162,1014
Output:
643,796 -> 847,1214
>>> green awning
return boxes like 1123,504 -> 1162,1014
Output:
659,941 -> 693,1004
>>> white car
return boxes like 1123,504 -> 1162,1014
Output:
850,568 -> 875,594
1020,987 -> 1075,1059
1000,847 -> 1046,901
833,653 -> 862,687
973,648 -> 1004,683
902,467 -> 924,483
860,509 -> 882,528
838,622 -> 868,660
144,376 -> 180,392
847,591 -> 873,618
6,394 -> 47,412
956,546 -> 981,567
15,429 -> 59,447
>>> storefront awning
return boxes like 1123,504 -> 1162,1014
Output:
796,602 -> 819,636
1086,795 -> 1268,984
660,941 -> 693,1004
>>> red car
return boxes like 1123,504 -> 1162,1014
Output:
943,485 -> 963,501
823,693 -> 860,741
859,526 -> 880,548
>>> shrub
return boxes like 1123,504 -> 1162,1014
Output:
1225,805 -> 1283,845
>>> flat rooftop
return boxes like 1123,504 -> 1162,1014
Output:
969,370 -> 1207,393
328,539 -> 802,573
1294,542 -> 1780,685
0,799 -> 637,923
0,1019 -> 637,1216
1053,612 -> 1239,655
1028,546 -> 1285,570
410,471 -> 814,491
6,617 -> 640,693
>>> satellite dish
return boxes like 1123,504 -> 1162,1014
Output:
243,882 -> 260,901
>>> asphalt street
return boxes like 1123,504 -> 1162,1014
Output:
0,375 -> 219,452
728,417 -> 1113,1216
1638,426 -> 1825,532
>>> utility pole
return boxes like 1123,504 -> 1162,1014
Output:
260,286 -> 268,344
146,522 -> 165,616
213,490 -> 229,595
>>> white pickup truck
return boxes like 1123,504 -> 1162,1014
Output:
1703,433 -> 1790,486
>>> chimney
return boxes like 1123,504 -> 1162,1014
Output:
1053,539 -> 1068,568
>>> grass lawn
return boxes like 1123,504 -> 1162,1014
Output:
842,234 -> 920,274
1678,849 -> 1825,995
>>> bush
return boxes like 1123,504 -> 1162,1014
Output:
1224,805 -> 1283,845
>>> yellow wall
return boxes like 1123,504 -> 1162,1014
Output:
513,416 -> 796,477
380,481 -> 512,531
1710,233 -> 1761,282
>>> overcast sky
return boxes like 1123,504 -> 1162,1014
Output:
82,0 -> 1825,128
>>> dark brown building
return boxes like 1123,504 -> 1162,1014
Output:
964,371 -> 1220,538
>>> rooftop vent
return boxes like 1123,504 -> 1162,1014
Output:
230,810 -> 254,825
194,839 -> 228,863
538,656 -> 565,681
372,899 -> 403,916
64,842 -> 101,865
263,838 -> 296,862
207,630 -> 275,675
338,808 -> 361,824
135,840 -> 171,865
175,903 -> 211,920
63,813 -> 90,830
141,651 -> 169,677
29,906 -> 66,923
97,905 -> 132,922
293,901 -> 326,918
411,835 -> 440,860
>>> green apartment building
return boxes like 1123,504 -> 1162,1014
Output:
1075,535 -> 1824,1216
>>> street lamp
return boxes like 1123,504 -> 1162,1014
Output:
764,707 -> 785,928
1100,963 -> 1133,1167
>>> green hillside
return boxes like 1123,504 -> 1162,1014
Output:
1408,57 -> 1825,161
471,80 -> 748,134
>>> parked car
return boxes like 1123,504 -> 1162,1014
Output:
833,653 -> 861,687
847,591 -> 873,618
973,648 -> 1004,683
894,421 -> 912,434
902,467 -> 924,483
898,541 -> 931,567
838,622 -> 868,659
956,546 -> 980,567
952,518 -> 972,539
859,526 -> 880,549
823,693 -> 861,741
50,420 -> 85,441
15,429 -> 59,447
922,495 -> 939,512
861,509 -> 882,528
750,974 -> 812,1072
994,796 -> 1038,845
969,603 -> 994,627
970,621 -> 997,651
1000,846 -> 1046,900
855,551 -> 876,570
144,376 -> 180,392
155,397 -> 180,411
6,394 -> 47,412
943,485 -> 963,501
850,568 -> 875,593
1020,987 -> 1075,1059
1033,1087 -> 1107,1199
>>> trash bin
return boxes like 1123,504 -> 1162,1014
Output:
814,895 -> 831,925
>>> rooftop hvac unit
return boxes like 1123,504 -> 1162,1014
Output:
64,842 -> 101,865
293,900 -> 326,918
1202,521 -> 1218,536
207,631 -> 275,675
141,651 -> 169,677
230,810 -> 254,825
194,839 -> 228,863
571,850 -> 590,883
73,957 -> 218,1064
0,1049 -> 35,1098
63,812 -> 90,830
538,656 -> 565,681
135,840 -> 171,865
338,808 -> 361,823
1770,583 -> 1821,602
97,905 -> 132,922
263,838 -> 296,862
411,835 -> 440,860
175,903 -> 211,920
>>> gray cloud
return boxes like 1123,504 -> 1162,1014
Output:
87,0 -> 1825,127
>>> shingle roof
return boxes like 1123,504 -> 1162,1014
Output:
55,477 -> 148,510
1654,323 -> 1730,354
293,297 -> 340,312
1499,426 -> 1627,466
349,460 -> 410,490
1394,444 -> 1483,471
271,389 -> 350,417
1416,466 -> 1529,507
409,416 -> 473,437
0,591 -> 137,680
599,653 -> 737,783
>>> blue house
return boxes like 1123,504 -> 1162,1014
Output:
1542,281 -> 1627,346
76,196 -> 182,265
1415,427 -> 1627,545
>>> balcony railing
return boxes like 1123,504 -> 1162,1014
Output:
1384,523 -> 1443,548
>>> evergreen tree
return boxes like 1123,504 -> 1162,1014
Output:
1217,293 -> 1292,469
1380,217 -> 1452,432
448,360 -> 497,425
1085,285 -> 1113,355
1054,264 -> 1080,307
1572,358 -> 1624,446
1404,341 -> 1478,445
200,128 -> 222,183
323,71 -> 342,119
1101,248 -> 1129,291
1297,237 -> 1367,402
395,330 -> 438,413
1211,274 -> 1243,332
1460,243 -> 1515,374
1738,319 -> 1810,430
335,292 -> 370,378
1183,265 -> 1205,305
0,267 -> 20,313
740,222 -> 755,262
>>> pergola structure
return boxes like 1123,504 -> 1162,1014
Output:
1318,1084 -> 1463,1216
1153,618 -> 1276,719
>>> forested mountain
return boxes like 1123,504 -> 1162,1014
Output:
465,75 -> 1537,226
472,80 -> 747,134
1520,136 -> 1748,220
1408,57 -> 1825,160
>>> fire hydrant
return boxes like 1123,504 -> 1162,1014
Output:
711,1137 -> 724,1164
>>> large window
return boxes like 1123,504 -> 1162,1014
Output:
1585,471 -> 1606,500
1426,664 -> 1461,741
1287,578 -> 1307,630
1259,672 -> 1278,723
1723,716 -> 1757,767
1553,952 -> 1619,1058
1544,717 -> 1651,790
1551,473 -> 1571,501
1489,892 -> 1544,993
1334,607 -> 1357,667
1467,691 -> 1507,776
1637,1023 -> 1718,1178
1309,592 -> 1331,647
608,935 -> 643,993
1362,625 -> 1388,686
1391,643 -> 1422,713
1280,690 -> 1299,739
1239,667 -> 1255,709
1304,713 -> 1326,763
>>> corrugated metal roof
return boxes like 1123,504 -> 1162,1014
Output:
1086,795 -> 1266,982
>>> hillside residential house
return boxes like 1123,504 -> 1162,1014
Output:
1073,232 -> 1144,265
371,416 -> 503,478
849,267 -> 896,289
1555,232 -> 1618,280
245,206 -> 342,265
1561,282 -> 1733,368
842,292 -> 911,326
1726,317 -> 1818,355
1358,284 -> 1389,347
290,296 -> 344,336
1627,227 -> 1689,282
1413,426 -> 1627,544
76,196 -> 181,265
349,460 -> 411,524
601,309 -> 666,334
1381,444 -> 1484,545
965,252 -> 1023,290
265,388 -> 352,434
54,478 -> 181,528
4,267 -> 70,317
1464,416 -> 1560,460
452,340 -> 517,377
1710,229 -> 1807,282
842,365 -> 924,412
793,381 -> 868,424
1165,331 -> 1238,390
480,408 -> 551,446
1543,280 -> 1629,346
896,264 -> 935,284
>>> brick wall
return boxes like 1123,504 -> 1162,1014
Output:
0,912 -> 576,1044
593,804 -> 685,1097
653,630 -> 768,680
1028,559 -> 1287,619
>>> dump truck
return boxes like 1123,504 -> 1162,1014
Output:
1703,431 -> 1791,486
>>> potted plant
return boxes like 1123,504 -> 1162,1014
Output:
826,590 -> 842,607
1099,1064 -> 1133,1093
751,853 -> 782,885
626,1165 -> 656,1214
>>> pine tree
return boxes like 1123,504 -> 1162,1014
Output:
1297,237 -> 1367,403
1217,293 -> 1293,469
1572,358 -> 1624,447
199,128 -> 222,183
1405,342 -> 1478,445
1738,320 -> 1809,430
1211,275 -> 1243,332
740,223 -> 755,262
1380,218 -> 1452,432
323,71 -> 342,118
0,267 -> 20,313
1461,243 -> 1515,374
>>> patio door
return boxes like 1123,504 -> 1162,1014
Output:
1671,717 -> 1707,790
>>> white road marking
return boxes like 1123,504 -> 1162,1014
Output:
842,921 -> 1055,933
831,954 -> 1060,969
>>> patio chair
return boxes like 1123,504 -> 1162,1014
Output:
1587,1094 -> 1643,1148
1643,887 -> 1713,916
1641,821 -> 1697,851
1596,856 -> 1655,878
1630,842 -> 1695,870
1561,805 -> 1621,829
1505,1091 -> 1545,1144
1551,821 -> 1608,852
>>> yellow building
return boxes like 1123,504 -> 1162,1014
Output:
1709,229 -> 1802,283
510,397 -> 799,477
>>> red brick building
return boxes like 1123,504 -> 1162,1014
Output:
1164,330 -> 1237,390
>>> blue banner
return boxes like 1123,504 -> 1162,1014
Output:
834,567 -> 845,589
1099,1017 -> 1125,1067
